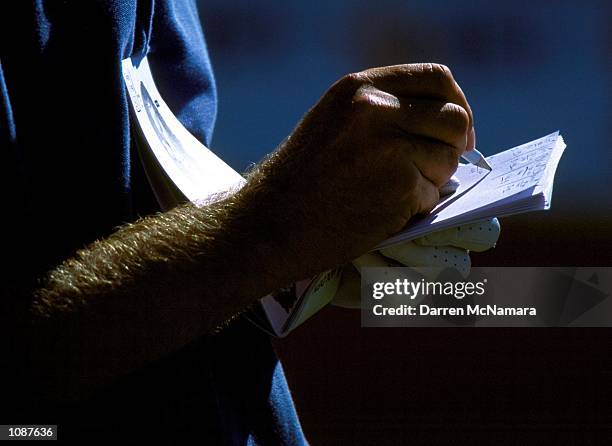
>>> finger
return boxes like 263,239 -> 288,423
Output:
414,218 -> 501,252
385,97 -> 471,152
390,136 -> 459,188
356,86 -> 471,153
410,168 -> 441,214
440,176 -> 460,196
357,63 -> 473,135
379,241 -> 471,278
381,154 -> 440,217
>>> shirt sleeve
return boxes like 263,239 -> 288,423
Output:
147,0 -> 217,147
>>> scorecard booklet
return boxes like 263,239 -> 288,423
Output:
122,55 -> 566,337
377,132 -> 566,249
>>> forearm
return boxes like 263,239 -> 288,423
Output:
25,193 -> 286,403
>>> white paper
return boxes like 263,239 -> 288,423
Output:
376,132 -> 566,249
122,57 -> 245,208
122,56 -> 339,338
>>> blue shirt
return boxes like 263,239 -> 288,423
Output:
0,1 -> 307,444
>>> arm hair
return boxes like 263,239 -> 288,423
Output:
24,192 -> 288,404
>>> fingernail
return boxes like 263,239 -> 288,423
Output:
467,127 -> 476,151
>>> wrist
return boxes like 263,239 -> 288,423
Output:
197,191 -> 294,298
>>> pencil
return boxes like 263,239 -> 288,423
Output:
461,148 -> 492,171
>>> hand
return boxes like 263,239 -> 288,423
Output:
237,64 -> 475,283
330,218 -> 501,309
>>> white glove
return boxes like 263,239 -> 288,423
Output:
330,217 -> 500,308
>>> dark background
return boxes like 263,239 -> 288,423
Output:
197,0 -> 612,443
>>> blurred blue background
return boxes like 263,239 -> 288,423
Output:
194,2 -> 611,443
198,0 -> 611,214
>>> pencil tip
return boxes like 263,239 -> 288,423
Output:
478,160 -> 492,171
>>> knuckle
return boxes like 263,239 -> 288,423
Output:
434,63 -> 452,78
427,63 -> 456,91
417,62 -> 435,76
351,93 -> 375,115
432,63 -> 453,80
444,103 -> 470,134
353,86 -> 400,114
336,71 -> 367,92
351,85 -> 387,116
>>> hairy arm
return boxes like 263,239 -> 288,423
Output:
25,192 -> 289,404
17,62 -> 474,407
